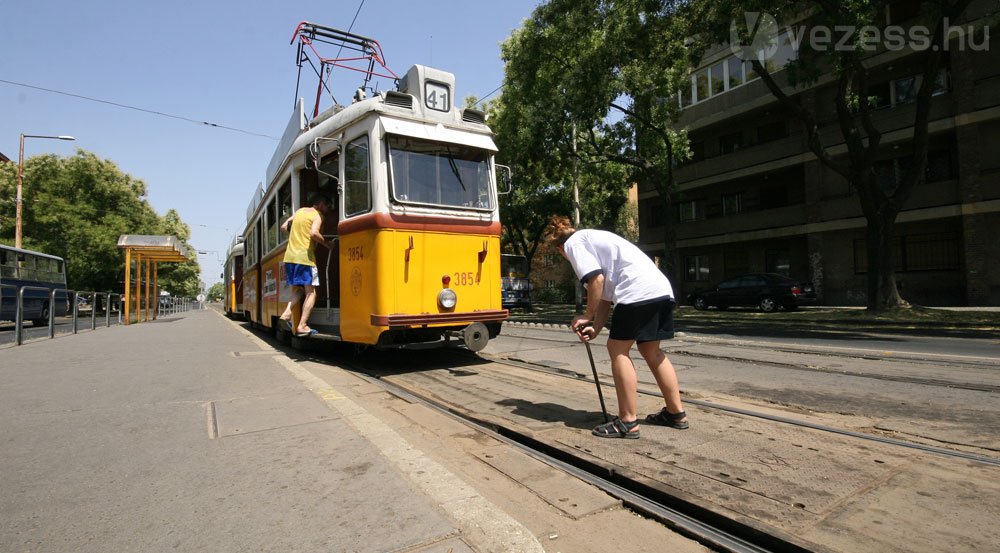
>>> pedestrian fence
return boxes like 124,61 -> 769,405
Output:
1,285 -> 197,347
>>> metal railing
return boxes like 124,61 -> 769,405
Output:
72,291 -> 124,332
14,286 -> 65,345
2,284 -> 198,346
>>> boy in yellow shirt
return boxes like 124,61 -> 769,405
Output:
279,193 -> 333,336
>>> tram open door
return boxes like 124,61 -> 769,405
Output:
299,141 -> 341,330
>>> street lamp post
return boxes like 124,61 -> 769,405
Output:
16,133 -> 75,249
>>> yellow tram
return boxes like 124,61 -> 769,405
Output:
222,234 -> 244,319
238,24 -> 509,351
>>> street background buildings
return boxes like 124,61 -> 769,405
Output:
637,1 -> 999,306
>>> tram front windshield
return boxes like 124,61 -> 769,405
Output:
387,135 -> 493,210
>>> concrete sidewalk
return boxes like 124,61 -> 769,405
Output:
0,310 -> 543,553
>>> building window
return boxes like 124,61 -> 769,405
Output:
760,185 -> 789,208
894,75 -> 918,105
925,149 -> 955,182
681,76 -> 694,107
642,199 -> 668,227
695,69 -> 710,103
711,62 -> 726,96
869,81 -> 892,110
889,0 -> 921,24
686,256 -> 711,281
756,121 -> 788,144
765,249 -> 791,276
874,149 -> 955,188
719,131 -> 744,154
884,70 -> 951,109
762,32 -> 798,73
722,192 -> 743,216
678,201 -> 700,222
874,159 -> 900,192
727,57 -> 744,89
904,233 -> 962,270
689,141 -> 705,162
853,233 -> 960,273
723,249 -> 749,278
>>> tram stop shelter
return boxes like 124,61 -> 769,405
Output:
117,235 -> 190,324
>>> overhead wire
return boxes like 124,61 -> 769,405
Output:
0,78 -> 279,140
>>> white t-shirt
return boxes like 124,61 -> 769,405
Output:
563,229 -> 673,305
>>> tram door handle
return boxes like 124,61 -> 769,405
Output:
405,236 -> 414,262
478,240 -> 488,263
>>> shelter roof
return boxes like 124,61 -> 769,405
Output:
117,235 -> 190,263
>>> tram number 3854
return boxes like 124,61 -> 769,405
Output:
453,272 -> 477,286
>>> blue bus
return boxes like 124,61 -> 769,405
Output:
500,254 -> 532,310
0,245 -> 71,326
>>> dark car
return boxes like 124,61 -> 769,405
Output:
687,273 -> 817,312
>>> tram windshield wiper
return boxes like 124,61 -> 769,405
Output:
444,149 -> 467,192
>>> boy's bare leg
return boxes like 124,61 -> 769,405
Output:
606,338 -> 639,423
280,286 -> 303,324
638,341 -> 686,421
297,284 -> 317,333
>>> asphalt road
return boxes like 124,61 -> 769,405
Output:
677,329 -> 1000,361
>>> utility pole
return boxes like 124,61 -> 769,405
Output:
15,133 -> 75,249
572,122 -> 583,313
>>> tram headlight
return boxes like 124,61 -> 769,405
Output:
438,288 -> 457,309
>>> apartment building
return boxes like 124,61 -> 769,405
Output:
638,1 -> 1000,306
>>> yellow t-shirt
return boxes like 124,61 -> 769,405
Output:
283,207 -> 321,266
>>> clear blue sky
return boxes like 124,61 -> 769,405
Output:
1,0 -> 539,289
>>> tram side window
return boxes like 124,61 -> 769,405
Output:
247,227 -> 256,266
278,180 -> 292,244
344,135 -> 371,217
266,198 -> 278,253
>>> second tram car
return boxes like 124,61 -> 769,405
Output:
223,235 -> 244,319
238,28 -> 509,351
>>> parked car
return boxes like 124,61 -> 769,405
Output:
687,273 -> 817,312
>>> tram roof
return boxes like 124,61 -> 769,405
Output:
264,65 -> 496,192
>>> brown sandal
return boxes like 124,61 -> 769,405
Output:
645,408 -> 689,429
592,418 -> 640,439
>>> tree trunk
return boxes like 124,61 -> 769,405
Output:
864,206 -> 908,311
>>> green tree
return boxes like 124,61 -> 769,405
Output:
156,209 -> 200,296
207,282 -> 225,301
0,150 -> 200,294
689,0 -> 978,310
498,0 -> 692,277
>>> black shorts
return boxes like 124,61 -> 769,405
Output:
609,297 -> 675,343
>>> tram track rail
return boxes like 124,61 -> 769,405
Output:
258,320 -> 1000,552
248,321 -> 1000,552
339,355 -> 799,553
497,329 -> 1000,393
476,352 -> 1000,467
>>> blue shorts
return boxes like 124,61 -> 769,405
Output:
608,296 -> 675,343
284,263 -> 319,287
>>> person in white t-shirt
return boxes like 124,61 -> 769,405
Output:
549,216 -> 688,439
